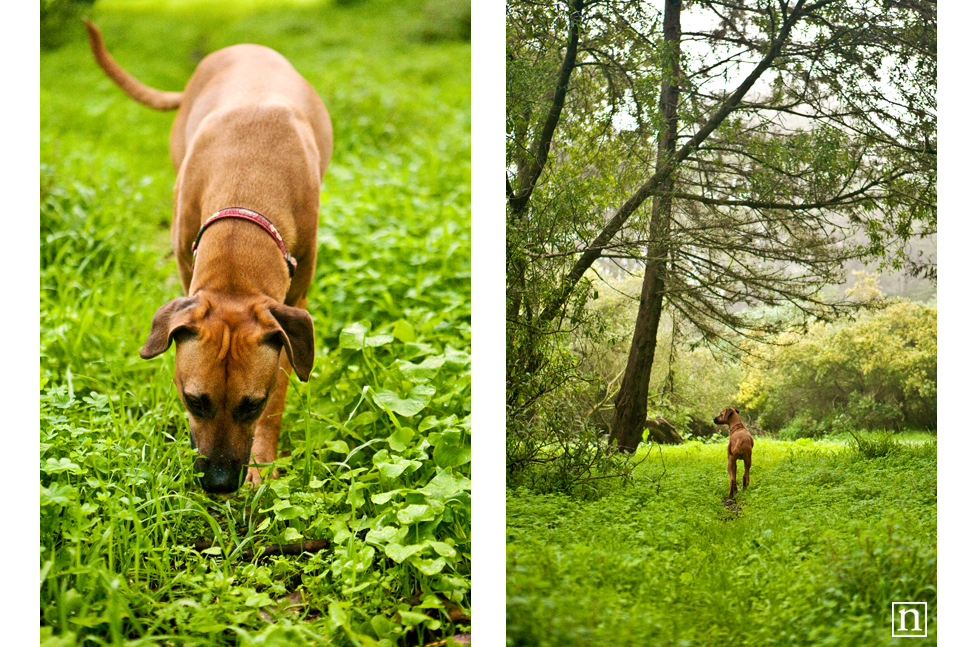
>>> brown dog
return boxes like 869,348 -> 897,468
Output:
713,407 -> 753,498
85,21 -> 333,493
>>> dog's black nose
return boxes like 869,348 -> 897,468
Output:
196,458 -> 244,494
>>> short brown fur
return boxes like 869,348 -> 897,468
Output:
713,407 -> 754,498
86,21 -> 333,493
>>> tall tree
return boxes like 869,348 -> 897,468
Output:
612,0 -> 683,450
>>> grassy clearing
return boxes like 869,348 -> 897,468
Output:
507,436 -> 936,646
41,1 -> 470,645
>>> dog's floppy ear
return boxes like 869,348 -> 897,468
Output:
266,303 -> 315,382
141,296 -> 200,359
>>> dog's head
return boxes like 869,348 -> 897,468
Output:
140,294 -> 313,493
713,407 -> 739,426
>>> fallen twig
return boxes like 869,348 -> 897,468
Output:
192,538 -> 330,561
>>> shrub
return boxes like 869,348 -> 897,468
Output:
850,430 -> 902,459
737,300 -> 936,433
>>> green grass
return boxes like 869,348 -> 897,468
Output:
507,436 -> 937,646
40,1 -> 470,645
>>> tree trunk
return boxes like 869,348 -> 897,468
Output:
609,0 -> 681,452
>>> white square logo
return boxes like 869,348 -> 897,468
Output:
892,601 -> 928,638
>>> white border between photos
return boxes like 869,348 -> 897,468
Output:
471,1 -> 505,644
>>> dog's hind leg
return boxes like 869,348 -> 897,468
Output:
742,455 -> 751,489
728,454 -> 738,498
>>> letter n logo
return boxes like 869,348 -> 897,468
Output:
892,602 -> 928,638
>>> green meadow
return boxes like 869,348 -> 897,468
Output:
507,436 -> 936,646
41,1 -> 470,645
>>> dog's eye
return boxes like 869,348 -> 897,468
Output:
184,393 -> 212,419
234,397 -> 267,422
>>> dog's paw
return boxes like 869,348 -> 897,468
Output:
244,465 -> 279,487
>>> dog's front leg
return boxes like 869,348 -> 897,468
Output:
246,355 -> 291,486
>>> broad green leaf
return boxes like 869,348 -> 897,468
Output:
429,429 -> 470,468
329,602 -> 350,629
397,504 -> 436,524
389,426 -> 415,451
392,320 -> 416,343
419,470 -> 471,499
40,483 -> 77,507
377,460 -> 408,479
347,482 -> 368,507
371,488 -> 405,505
396,355 -> 446,383
385,541 -> 427,563
325,440 -> 350,454
411,556 -> 447,575
376,454 -> 421,479
347,411 -> 381,429
403,342 -> 437,357
429,541 -> 457,558
244,592 -> 272,608
373,385 -> 436,417
366,333 -> 395,347
444,345 -> 471,366
330,518 -> 352,543
282,527 -> 304,542
338,322 -> 368,349
366,525 -> 406,544
43,457 -> 82,474
418,414 -> 458,432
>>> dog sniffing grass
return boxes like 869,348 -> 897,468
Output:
41,1 -> 470,645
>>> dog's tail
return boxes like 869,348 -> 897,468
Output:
84,19 -> 182,111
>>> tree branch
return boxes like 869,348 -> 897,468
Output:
538,0 -> 831,324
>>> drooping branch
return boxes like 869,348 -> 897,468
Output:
537,0 -> 833,325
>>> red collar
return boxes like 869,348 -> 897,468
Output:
191,207 -> 297,277
730,422 -> 745,433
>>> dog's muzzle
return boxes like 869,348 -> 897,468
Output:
195,457 -> 245,494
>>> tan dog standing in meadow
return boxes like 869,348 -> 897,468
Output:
713,407 -> 753,498
85,21 -> 333,493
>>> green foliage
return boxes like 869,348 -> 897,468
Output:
847,430 -> 903,459
507,437 -> 937,646
506,377 -> 634,497
419,0 -> 471,42
41,0 -> 93,51
738,300 -> 936,434
41,1 -> 469,644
